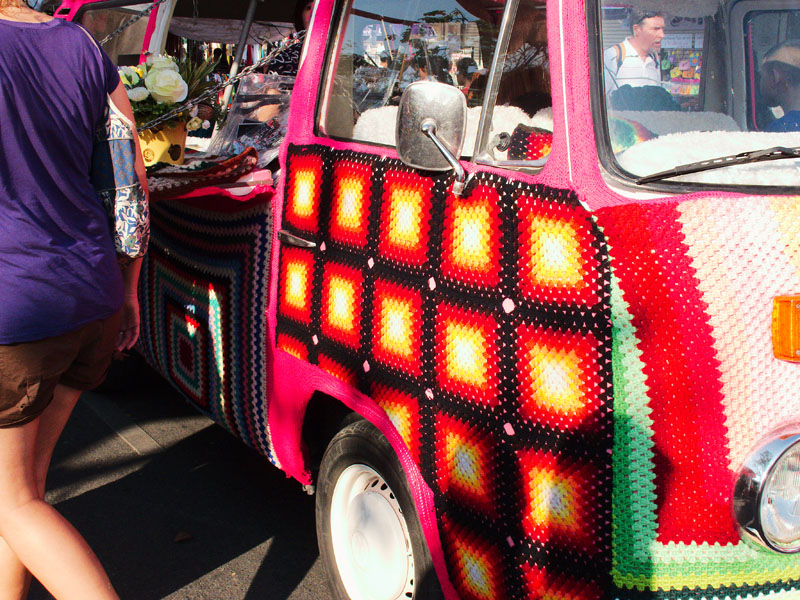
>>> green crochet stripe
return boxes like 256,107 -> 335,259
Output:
609,270 -> 659,579
613,577 -> 800,600
607,252 -> 800,591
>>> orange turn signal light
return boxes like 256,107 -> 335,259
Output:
772,296 -> 800,362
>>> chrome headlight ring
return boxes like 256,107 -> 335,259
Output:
734,428 -> 800,554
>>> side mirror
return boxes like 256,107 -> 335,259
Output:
396,81 -> 468,193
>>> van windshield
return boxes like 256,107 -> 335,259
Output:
597,0 -> 800,187
320,0 -> 505,147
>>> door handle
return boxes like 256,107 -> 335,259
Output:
278,229 -> 317,249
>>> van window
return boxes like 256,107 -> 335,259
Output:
473,0 -> 552,168
743,9 -> 800,131
595,0 -> 800,187
319,0 -> 506,152
78,4 -> 151,66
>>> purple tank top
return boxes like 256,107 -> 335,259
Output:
0,17 -> 124,343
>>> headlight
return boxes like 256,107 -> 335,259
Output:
734,429 -> 800,553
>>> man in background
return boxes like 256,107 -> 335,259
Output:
456,56 -> 487,107
604,9 -> 665,96
213,46 -> 230,74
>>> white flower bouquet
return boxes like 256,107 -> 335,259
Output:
120,54 -> 218,132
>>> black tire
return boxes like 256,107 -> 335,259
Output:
316,419 -> 443,600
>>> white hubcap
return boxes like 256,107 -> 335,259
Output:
330,464 -> 415,600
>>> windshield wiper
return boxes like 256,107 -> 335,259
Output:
635,146 -> 800,184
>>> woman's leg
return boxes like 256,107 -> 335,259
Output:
0,538 -> 28,600
33,385 -> 82,498
0,383 -> 84,600
0,415 -> 118,600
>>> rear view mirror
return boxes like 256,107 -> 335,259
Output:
396,81 -> 467,171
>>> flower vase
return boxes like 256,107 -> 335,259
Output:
138,121 -> 187,166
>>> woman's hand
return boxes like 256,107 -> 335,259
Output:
116,256 -> 143,352
117,293 -> 140,352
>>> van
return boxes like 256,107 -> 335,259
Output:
57,0 -> 800,598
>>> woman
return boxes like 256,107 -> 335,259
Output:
0,1 -> 147,598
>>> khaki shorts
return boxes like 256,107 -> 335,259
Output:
0,311 -> 122,428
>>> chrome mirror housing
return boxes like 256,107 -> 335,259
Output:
396,81 -> 467,191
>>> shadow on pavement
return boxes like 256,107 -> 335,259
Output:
29,368 -> 321,600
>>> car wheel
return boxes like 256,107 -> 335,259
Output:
316,419 -> 442,600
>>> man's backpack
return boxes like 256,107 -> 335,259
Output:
613,42 -> 658,71
613,42 -> 626,71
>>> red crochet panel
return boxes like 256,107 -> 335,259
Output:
596,202 -> 736,544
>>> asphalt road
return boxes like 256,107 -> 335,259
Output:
28,363 -> 331,600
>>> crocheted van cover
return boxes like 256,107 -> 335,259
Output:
137,192 -> 276,462
276,144 -> 800,599
136,142 -> 800,599
277,144 -> 614,599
